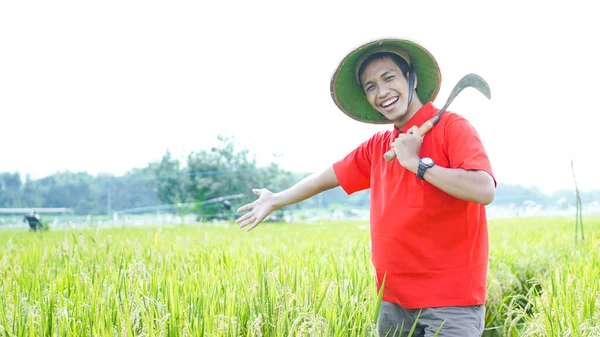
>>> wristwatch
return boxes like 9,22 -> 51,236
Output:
417,157 -> 435,180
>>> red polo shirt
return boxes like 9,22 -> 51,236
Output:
333,102 -> 495,309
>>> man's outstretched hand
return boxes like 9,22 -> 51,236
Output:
236,167 -> 339,231
235,188 -> 276,232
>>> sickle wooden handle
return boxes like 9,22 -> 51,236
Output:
383,120 -> 436,162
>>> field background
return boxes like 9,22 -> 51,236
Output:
0,216 -> 598,336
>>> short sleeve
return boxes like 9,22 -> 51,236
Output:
333,136 -> 374,195
445,117 -> 496,186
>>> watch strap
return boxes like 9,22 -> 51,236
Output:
417,164 -> 426,180
417,158 -> 434,180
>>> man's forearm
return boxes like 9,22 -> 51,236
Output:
272,165 -> 340,209
419,164 -> 495,205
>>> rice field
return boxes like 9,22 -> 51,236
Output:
0,216 -> 598,336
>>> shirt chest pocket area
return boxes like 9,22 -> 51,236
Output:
405,178 -> 447,208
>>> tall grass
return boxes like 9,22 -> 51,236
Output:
0,222 -> 379,336
517,233 -> 598,336
485,217 -> 599,336
0,216 -> 598,336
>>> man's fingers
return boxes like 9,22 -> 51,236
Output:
237,202 -> 254,212
238,214 -> 256,228
246,214 -> 266,232
241,212 -> 268,231
237,189 -> 263,212
235,212 -> 253,224
237,188 -> 270,231
246,221 -> 260,232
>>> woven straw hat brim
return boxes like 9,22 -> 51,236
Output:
330,38 -> 442,124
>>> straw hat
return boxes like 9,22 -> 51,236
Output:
330,38 -> 442,124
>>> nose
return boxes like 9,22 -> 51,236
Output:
377,82 -> 391,98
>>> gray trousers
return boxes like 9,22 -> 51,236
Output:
377,301 -> 485,337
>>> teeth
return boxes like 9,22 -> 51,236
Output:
381,97 -> 398,108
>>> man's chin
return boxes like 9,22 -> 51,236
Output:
380,110 -> 405,122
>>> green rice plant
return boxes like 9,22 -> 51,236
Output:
0,222 -> 378,336
516,231 -> 599,337
484,216 -> 599,336
0,216 -> 598,336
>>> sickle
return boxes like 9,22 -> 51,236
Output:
383,73 -> 491,162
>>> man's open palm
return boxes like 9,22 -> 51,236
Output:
235,188 -> 275,232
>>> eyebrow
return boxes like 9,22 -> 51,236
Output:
362,70 -> 395,88
380,70 -> 398,78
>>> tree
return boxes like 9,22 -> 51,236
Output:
148,150 -> 187,205
0,172 -> 22,207
184,135 -> 261,217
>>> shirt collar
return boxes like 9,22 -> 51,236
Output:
393,102 -> 437,135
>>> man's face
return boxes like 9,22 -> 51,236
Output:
359,57 -> 413,122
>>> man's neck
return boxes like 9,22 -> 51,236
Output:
393,99 -> 424,130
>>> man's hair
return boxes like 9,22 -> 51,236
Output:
357,52 -> 411,86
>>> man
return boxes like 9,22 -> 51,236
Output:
236,38 -> 496,337
23,210 -> 44,231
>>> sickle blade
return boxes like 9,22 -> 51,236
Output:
451,73 -> 491,101
462,73 -> 491,99
436,73 -> 491,118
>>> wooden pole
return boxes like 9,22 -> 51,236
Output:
571,160 -> 584,244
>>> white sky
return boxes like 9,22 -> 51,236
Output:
1,0 -> 598,194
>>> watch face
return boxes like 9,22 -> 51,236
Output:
422,157 -> 434,166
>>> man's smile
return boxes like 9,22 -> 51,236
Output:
380,96 -> 399,110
